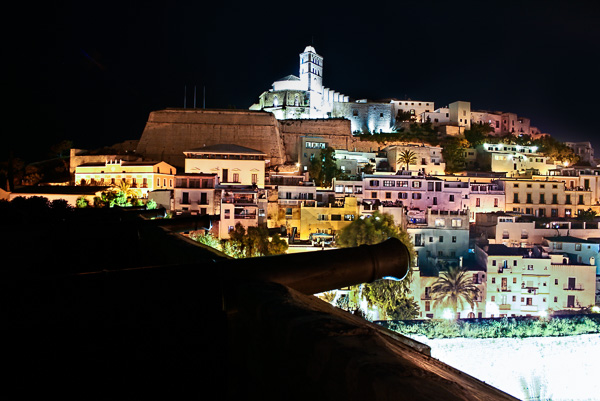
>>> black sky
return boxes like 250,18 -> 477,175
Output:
6,1 -> 600,162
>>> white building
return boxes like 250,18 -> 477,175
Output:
477,244 -> 596,317
385,144 -> 445,176
183,144 -> 266,188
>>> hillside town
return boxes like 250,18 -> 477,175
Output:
3,45 -> 599,321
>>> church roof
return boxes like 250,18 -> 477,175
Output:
275,75 -> 300,82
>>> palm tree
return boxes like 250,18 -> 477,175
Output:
431,264 -> 480,319
397,149 -> 417,172
112,179 -> 139,198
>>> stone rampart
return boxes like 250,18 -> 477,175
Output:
136,109 -> 286,169
136,109 -> 426,169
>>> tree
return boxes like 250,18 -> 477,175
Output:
431,264 -> 481,319
464,122 -> 493,148
337,212 -> 418,319
441,136 -> 469,173
308,147 -> 341,187
577,208 -> 597,221
397,149 -> 417,172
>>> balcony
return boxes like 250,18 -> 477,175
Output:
564,284 -> 584,291
499,304 -> 511,311
498,286 -> 512,292
234,214 -> 257,220
222,196 -> 256,205
521,304 -> 539,312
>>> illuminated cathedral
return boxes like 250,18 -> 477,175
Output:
250,46 -> 349,120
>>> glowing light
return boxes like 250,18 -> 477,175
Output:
539,310 -> 548,318
563,161 -> 569,167
531,146 -> 538,152
592,306 -> 600,313
442,309 -> 454,320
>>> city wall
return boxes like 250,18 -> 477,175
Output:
136,109 -> 287,168
136,108 -> 419,170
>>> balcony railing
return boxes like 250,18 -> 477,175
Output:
498,286 -> 512,292
234,213 -> 257,220
563,284 -> 584,291
499,304 -> 511,310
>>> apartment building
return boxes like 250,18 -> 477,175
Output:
385,144 -> 446,175
362,174 -> 470,212
477,143 -> 554,176
408,208 -> 470,273
500,179 -> 595,218
75,159 -> 176,197
468,181 -> 505,222
184,144 -> 266,188
477,244 -> 596,317
474,212 -> 600,248
172,173 -> 219,215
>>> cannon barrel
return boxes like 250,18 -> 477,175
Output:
220,237 -> 410,294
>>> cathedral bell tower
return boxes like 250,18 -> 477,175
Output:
299,46 -> 324,117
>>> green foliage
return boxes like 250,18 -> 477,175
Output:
576,208 -> 597,221
308,146 -> 342,187
383,315 -> 600,339
193,223 -> 288,259
397,149 -> 417,171
464,122 -> 494,147
337,211 -> 417,319
440,136 -> 469,173
363,282 -> 420,320
395,110 -> 415,123
146,199 -> 158,210
356,121 -> 439,145
76,196 -> 88,208
431,265 -> 481,318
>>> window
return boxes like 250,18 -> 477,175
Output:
232,173 -> 240,183
491,296 -> 496,302
451,219 -> 462,227
224,209 -> 231,219
383,180 -> 395,187
449,194 -> 455,202
492,277 -> 496,283
575,243 -> 582,251
452,236 -> 457,243
513,193 -> 520,203
371,192 -> 377,198
412,193 -> 422,199
439,236 -> 444,242
412,181 -> 421,188
513,277 -> 517,284
494,198 -> 498,207
476,198 -> 480,207
385,192 -> 392,199
331,214 -> 341,221
252,174 -> 258,185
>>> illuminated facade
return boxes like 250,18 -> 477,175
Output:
74,159 -> 176,197
251,46 -> 349,119
477,244 -> 596,317
183,144 -> 266,188
499,179 -> 597,218
385,144 -> 446,175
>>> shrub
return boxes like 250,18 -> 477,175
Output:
382,315 -> 600,339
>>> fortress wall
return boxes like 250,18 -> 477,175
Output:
136,109 -> 416,169
136,109 -> 286,169
278,119 -> 393,161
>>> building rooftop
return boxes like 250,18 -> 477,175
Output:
11,185 -> 109,195
184,144 -> 266,155
543,236 -> 599,244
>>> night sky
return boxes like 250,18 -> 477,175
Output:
7,1 -> 600,162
